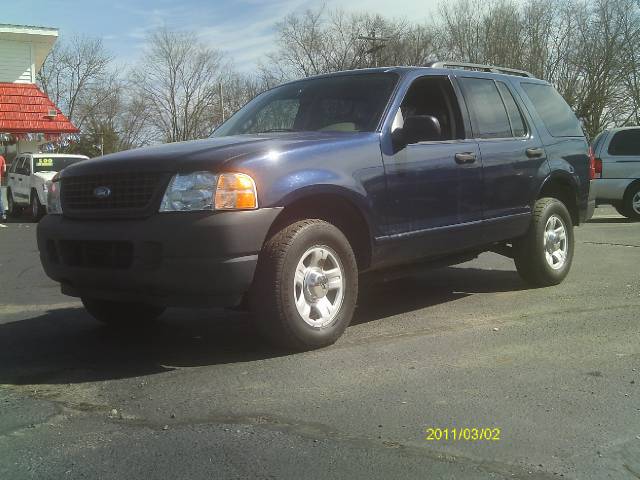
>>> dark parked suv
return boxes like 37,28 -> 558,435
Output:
37,62 -> 596,350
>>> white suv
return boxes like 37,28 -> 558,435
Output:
7,153 -> 89,221
591,126 -> 640,220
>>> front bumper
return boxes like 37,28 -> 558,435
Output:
37,208 -> 282,307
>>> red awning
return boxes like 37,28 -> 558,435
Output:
0,82 -> 78,134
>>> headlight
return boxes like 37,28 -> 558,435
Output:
159,171 -> 258,212
47,179 -> 62,214
159,171 -> 217,212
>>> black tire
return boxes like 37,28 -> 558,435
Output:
251,219 -> 358,351
619,184 -> 640,220
7,189 -> 21,217
514,197 -> 574,287
30,190 -> 45,222
614,203 -> 627,217
81,297 -> 165,326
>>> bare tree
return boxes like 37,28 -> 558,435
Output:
37,36 -> 114,129
40,0 -> 640,150
132,28 -> 225,142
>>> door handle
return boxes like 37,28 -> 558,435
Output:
455,152 -> 476,164
18,178 -> 23,181
526,147 -> 545,158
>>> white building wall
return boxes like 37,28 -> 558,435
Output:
0,39 -> 33,83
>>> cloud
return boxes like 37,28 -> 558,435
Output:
101,0 -> 442,71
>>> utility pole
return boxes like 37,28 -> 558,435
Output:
357,30 -> 389,67
219,82 -> 225,122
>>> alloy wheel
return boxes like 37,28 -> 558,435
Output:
293,245 -> 345,327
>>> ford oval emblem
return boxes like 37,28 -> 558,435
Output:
93,186 -> 112,199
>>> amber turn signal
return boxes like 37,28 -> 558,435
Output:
214,173 -> 258,210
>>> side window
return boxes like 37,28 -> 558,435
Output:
607,129 -> 640,156
458,78 -> 512,139
23,157 -> 31,175
521,83 -> 583,137
396,76 -> 465,142
496,82 -> 527,137
591,131 -> 608,153
13,157 -> 24,174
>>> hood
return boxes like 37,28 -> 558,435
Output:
33,171 -> 58,182
61,132 -> 374,177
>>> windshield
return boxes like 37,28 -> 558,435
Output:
33,156 -> 85,173
212,73 -> 398,137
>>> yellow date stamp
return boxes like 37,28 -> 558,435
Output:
424,427 -> 501,442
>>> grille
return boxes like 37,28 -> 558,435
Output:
61,172 -> 166,215
58,240 -> 133,269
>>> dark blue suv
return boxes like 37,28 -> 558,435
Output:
37,62 -> 596,350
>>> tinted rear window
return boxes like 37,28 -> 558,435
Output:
521,83 -> 583,137
459,78 -> 512,139
591,131 -> 607,152
496,81 -> 527,137
608,129 -> 640,156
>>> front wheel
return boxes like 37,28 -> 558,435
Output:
7,189 -> 22,217
251,219 -> 358,351
81,297 -> 166,326
514,197 -> 574,287
30,191 -> 45,222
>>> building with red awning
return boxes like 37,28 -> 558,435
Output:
0,24 -> 78,166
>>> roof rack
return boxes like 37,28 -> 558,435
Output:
426,61 -> 534,78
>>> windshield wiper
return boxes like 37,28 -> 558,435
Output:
256,128 -> 298,133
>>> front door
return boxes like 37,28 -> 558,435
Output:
12,156 -> 30,204
380,75 -> 483,264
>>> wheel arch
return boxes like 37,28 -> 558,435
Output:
266,186 -> 374,270
538,172 -> 580,225
623,178 -> 640,198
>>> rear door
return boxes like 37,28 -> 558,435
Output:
457,75 -> 546,242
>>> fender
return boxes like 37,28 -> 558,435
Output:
537,170 -> 581,224
537,169 -> 580,198
275,181 -> 376,236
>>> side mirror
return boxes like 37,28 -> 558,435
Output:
403,115 -> 442,144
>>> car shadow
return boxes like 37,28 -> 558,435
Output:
588,217 -> 636,224
0,266 -> 527,385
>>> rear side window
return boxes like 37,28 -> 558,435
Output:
608,129 -> 640,156
521,83 -> 582,137
459,78 -> 511,139
496,82 -> 527,137
591,131 -> 607,153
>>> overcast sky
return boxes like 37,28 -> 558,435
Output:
6,0 -> 440,70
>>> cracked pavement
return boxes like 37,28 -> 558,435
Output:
0,206 -> 639,479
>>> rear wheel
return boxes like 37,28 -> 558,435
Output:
251,219 -> 358,351
619,184 -> 640,220
514,197 -> 574,287
614,203 -> 627,217
81,297 -> 165,326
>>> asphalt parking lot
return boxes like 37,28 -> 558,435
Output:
0,206 -> 638,480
